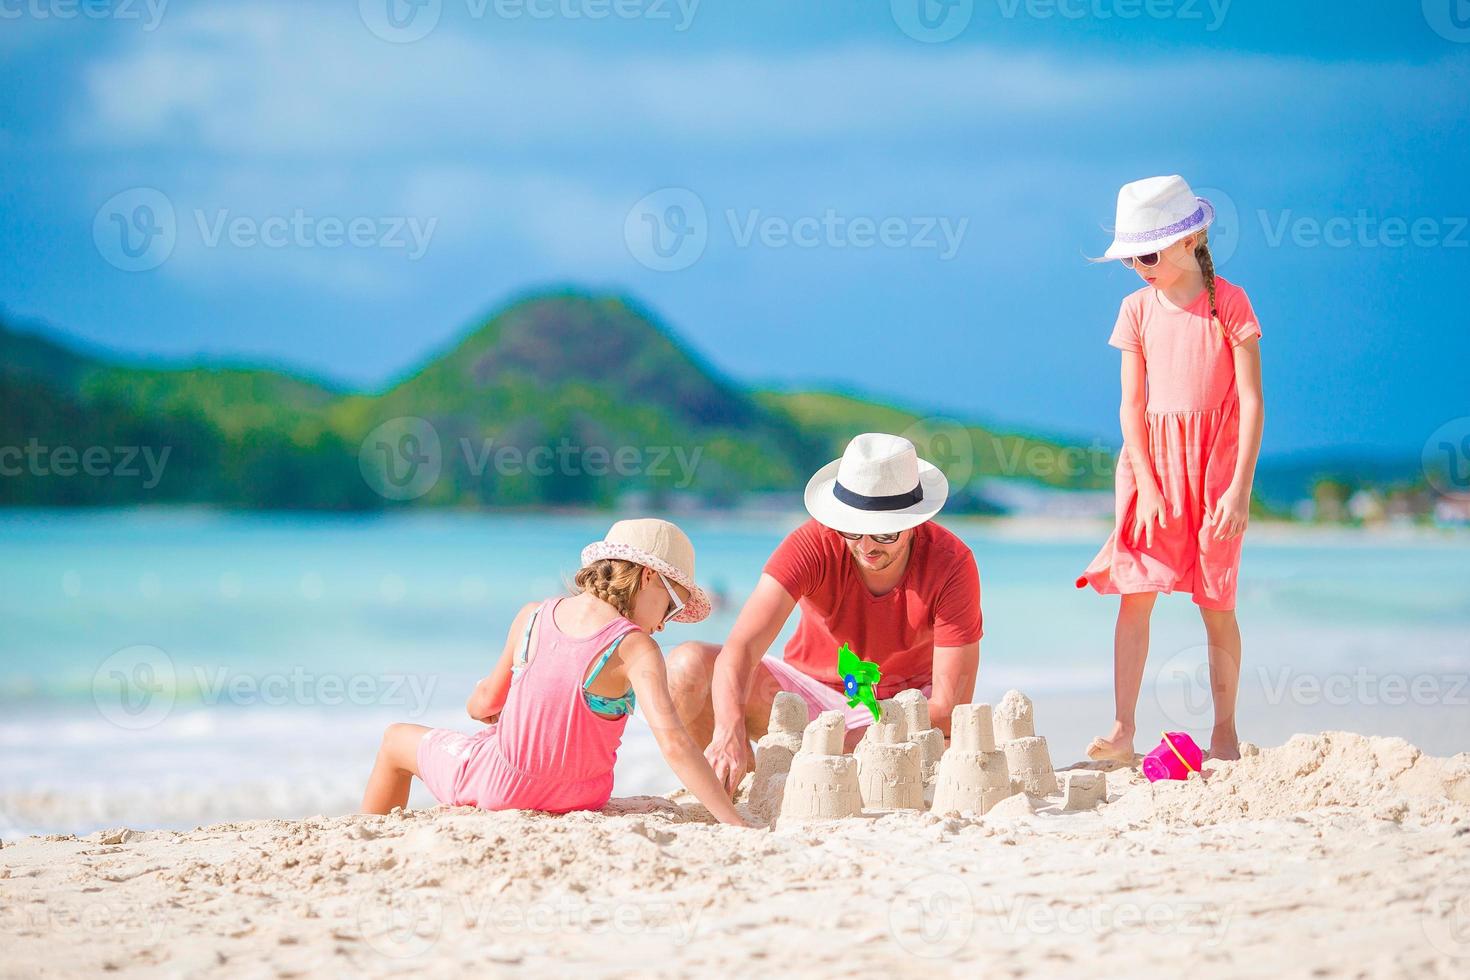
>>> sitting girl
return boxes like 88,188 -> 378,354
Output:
361,518 -> 747,826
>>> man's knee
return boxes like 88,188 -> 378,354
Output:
666,641 -> 719,695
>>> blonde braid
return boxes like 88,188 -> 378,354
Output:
1194,230 -> 1228,343
573,559 -> 643,617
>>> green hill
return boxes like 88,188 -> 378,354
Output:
0,292 -> 1108,510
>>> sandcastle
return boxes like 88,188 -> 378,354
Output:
748,692 -> 808,822
930,702 -> 1011,816
855,700 -> 924,810
777,711 -> 863,823
771,688 -> 1092,824
893,689 -> 946,783
993,690 -> 1060,797
1059,770 -> 1107,811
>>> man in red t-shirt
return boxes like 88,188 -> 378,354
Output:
667,433 -> 983,794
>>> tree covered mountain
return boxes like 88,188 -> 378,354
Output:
0,291 -> 1109,510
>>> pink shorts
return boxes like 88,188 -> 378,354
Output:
416,726 -> 494,806
761,656 -> 931,732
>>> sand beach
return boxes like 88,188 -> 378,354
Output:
4,730 -> 1468,978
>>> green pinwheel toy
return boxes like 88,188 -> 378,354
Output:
837,642 -> 883,722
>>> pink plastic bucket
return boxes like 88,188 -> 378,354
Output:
1141,732 -> 1203,782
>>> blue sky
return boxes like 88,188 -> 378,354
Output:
1,1 -> 1468,456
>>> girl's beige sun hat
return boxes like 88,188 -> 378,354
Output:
580,518 -> 711,623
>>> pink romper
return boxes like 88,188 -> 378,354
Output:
1076,276 -> 1262,611
416,597 -> 639,813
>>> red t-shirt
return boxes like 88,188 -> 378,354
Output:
763,519 -> 982,698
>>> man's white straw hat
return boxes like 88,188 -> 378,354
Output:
1099,174 -> 1215,261
580,518 -> 710,623
804,432 -> 949,536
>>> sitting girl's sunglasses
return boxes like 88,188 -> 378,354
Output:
1121,252 -> 1160,269
837,530 -> 901,545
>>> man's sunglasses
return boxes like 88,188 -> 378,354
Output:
1121,252 -> 1160,269
837,530 -> 902,545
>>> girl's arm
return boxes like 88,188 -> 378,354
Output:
1210,337 -> 1264,539
1119,350 -> 1166,546
466,601 -> 538,723
621,633 -> 751,827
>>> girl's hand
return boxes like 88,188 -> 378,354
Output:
1208,485 -> 1251,540
704,726 -> 754,797
1130,483 -> 1168,548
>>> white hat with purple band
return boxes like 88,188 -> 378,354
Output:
1100,174 -> 1215,260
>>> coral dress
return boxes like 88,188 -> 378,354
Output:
1076,276 -> 1261,611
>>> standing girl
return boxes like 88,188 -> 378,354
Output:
362,518 -> 747,826
1076,175 -> 1265,763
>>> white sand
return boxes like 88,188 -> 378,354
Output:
3,732 -> 1469,978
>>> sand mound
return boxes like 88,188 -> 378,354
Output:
1107,732 -> 1470,827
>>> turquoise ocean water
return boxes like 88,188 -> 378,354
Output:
2,509 -> 1467,837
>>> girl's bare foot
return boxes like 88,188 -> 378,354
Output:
1208,723 -> 1241,761
1086,724 -> 1137,764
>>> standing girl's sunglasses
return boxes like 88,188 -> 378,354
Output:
1121,252 -> 1160,269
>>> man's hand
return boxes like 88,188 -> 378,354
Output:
704,726 -> 754,796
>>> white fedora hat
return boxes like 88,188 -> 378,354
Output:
1099,174 -> 1215,261
580,518 -> 711,623
804,433 -> 949,536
